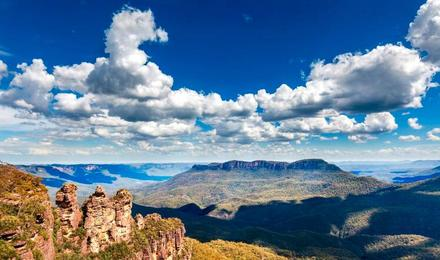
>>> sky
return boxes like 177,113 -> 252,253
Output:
0,0 -> 439,164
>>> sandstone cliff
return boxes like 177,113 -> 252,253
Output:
0,165 -> 190,260
55,184 -> 190,259
0,165 -> 55,260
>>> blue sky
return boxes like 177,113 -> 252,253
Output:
0,0 -> 439,163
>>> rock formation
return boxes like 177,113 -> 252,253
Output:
55,183 -> 82,238
0,165 -> 55,260
82,185 -> 117,253
134,213 -> 188,259
69,184 -> 188,259
0,165 -> 190,260
192,158 -> 342,172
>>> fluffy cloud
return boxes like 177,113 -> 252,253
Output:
257,44 -> 437,121
87,8 -> 172,100
427,128 -> 440,141
205,113 -> 300,144
0,59 -> 54,113
131,120 -> 195,138
408,117 -> 423,129
53,93 -> 95,118
0,60 -> 7,82
399,135 -> 421,142
1,2 -> 439,158
279,112 -> 397,135
54,62 -> 94,93
348,134 -> 377,144
89,112 -> 128,127
407,0 -> 440,64
101,90 -> 257,122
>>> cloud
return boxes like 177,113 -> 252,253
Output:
54,62 -> 94,93
399,135 -> 421,142
257,44 -> 437,121
0,59 -> 54,113
348,134 -> 377,143
408,117 -> 423,129
1,2 -> 439,160
89,112 -> 128,127
407,0 -> 440,64
0,60 -> 7,82
53,93 -> 95,118
131,120 -> 195,138
427,128 -> 440,141
0,48 -> 12,57
279,112 -> 397,135
87,7 -> 172,100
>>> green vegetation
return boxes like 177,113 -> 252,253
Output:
90,243 -> 134,260
0,240 -> 18,259
186,238 -> 288,260
0,165 -> 51,256
136,167 -> 388,218
133,172 -> 440,259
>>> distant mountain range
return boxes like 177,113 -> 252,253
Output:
192,159 -> 342,171
18,163 -> 193,202
133,159 -> 440,259
135,159 -> 388,219
338,160 -> 440,183
19,163 -> 193,187
393,165 -> 440,183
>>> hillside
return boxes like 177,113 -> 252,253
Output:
136,159 -> 388,218
0,164 -> 289,260
133,175 -> 440,259
393,165 -> 440,183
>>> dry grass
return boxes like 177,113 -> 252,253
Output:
186,238 -> 288,260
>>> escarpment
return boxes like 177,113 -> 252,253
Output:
0,165 -> 190,260
0,165 -> 55,260
56,184 -> 190,259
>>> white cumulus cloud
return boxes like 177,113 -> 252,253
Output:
407,0 -> 440,64
427,128 -> 440,141
0,60 -> 7,82
408,117 -> 423,129
257,44 -> 437,121
399,135 -> 421,142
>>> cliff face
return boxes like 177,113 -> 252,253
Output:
0,165 -> 190,260
0,165 -> 55,260
56,184 -> 190,259
133,213 -> 188,260
55,183 -> 82,238
192,159 -> 342,172
80,186 -> 133,254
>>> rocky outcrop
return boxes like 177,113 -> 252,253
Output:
80,187 -> 134,253
134,213 -> 189,260
0,165 -> 190,259
192,159 -> 342,172
0,165 -> 55,260
59,184 -> 189,259
112,189 -> 133,243
55,183 -> 82,238
82,185 -> 117,253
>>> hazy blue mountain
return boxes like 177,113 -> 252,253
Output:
19,163 -> 193,203
136,159 -> 388,219
393,165 -> 440,183
133,172 -> 440,259
338,160 -> 440,183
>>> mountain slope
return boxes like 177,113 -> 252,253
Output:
136,159 -> 388,218
393,165 -> 440,183
133,175 -> 440,259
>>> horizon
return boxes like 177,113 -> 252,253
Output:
1,0 -> 440,164
4,158 -> 439,166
